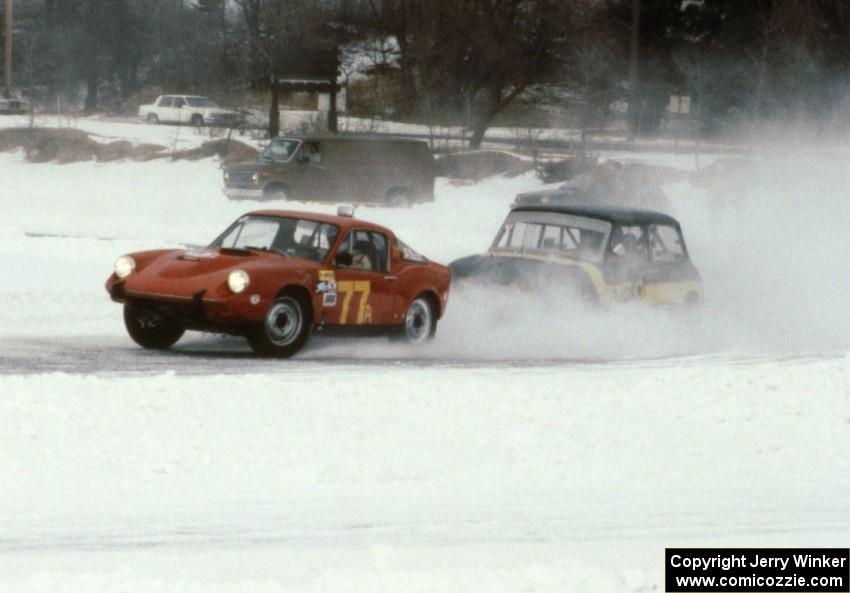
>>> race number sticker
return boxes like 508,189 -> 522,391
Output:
338,280 -> 371,324
317,270 -> 337,307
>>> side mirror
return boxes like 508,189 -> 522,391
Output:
335,252 -> 353,267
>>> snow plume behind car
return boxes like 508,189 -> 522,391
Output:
305,281 -> 712,362
667,151 -> 850,355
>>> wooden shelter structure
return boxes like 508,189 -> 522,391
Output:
270,48 -> 340,136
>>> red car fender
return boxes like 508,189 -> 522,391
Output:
393,262 -> 451,318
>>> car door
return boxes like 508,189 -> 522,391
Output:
642,224 -> 699,304
604,224 -> 650,301
157,96 -> 176,122
172,96 -> 189,123
297,140 -> 336,201
325,229 -> 395,326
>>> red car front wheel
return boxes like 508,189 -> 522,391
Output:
247,294 -> 312,357
123,304 -> 185,350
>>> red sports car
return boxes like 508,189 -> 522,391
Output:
106,208 -> 451,357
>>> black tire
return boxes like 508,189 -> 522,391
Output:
147,113 -> 159,124
574,274 -> 600,305
387,188 -> 413,208
263,186 -> 289,201
190,114 -> 204,126
247,293 -> 312,357
123,304 -> 185,350
400,295 -> 436,343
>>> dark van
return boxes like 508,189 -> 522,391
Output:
223,136 -> 435,206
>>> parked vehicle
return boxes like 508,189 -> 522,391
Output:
138,95 -> 244,127
0,95 -> 29,115
451,198 -> 702,305
223,136 -> 435,206
105,207 -> 451,357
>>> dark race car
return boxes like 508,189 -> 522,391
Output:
106,208 -> 451,357
450,202 -> 702,305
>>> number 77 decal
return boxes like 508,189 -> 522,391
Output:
338,280 -> 372,324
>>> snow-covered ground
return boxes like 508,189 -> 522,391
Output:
0,113 -> 251,152
1,118 -> 849,592
2,355 -> 848,592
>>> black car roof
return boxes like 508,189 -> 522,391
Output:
510,203 -> 681,226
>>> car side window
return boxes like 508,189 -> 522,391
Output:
268,141 -> 296,162
173,97 -> 186,108
304,141 -> 322,163
649,225 -> 686,263
336,230 -> 389,273
609,225 -> 648,258
540,224 -> 561,250
398,239 -> 428,263
159,97 -> 173,108
370,232 -> 388,270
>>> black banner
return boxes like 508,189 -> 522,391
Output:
666,548 -> 850,593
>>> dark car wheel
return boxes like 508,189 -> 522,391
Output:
401,296 -> 436,343
123,304 -> 185,350
263,186 -> 289,201
387,188 -> 413,208
147,114 -> 159,124
247,294 -> 311,357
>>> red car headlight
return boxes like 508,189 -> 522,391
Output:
227,269 -> 250,293
114,255 -> 136,279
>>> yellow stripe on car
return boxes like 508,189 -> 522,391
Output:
488,253 -> 701,305
488,252 -> 615,304
640,281 -> 702,304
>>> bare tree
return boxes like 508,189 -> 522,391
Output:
392,0 -> 572,148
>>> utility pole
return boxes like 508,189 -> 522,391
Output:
4,0 -> 12,99
628,0 -> 640,141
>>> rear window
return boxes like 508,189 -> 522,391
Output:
492,212 -> 609,262
649,224 -> 686,262
398,239 -> 428,263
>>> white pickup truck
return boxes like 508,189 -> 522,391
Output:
138,95 -> 244,127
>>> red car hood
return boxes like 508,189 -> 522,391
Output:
120,247 -> 316,299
